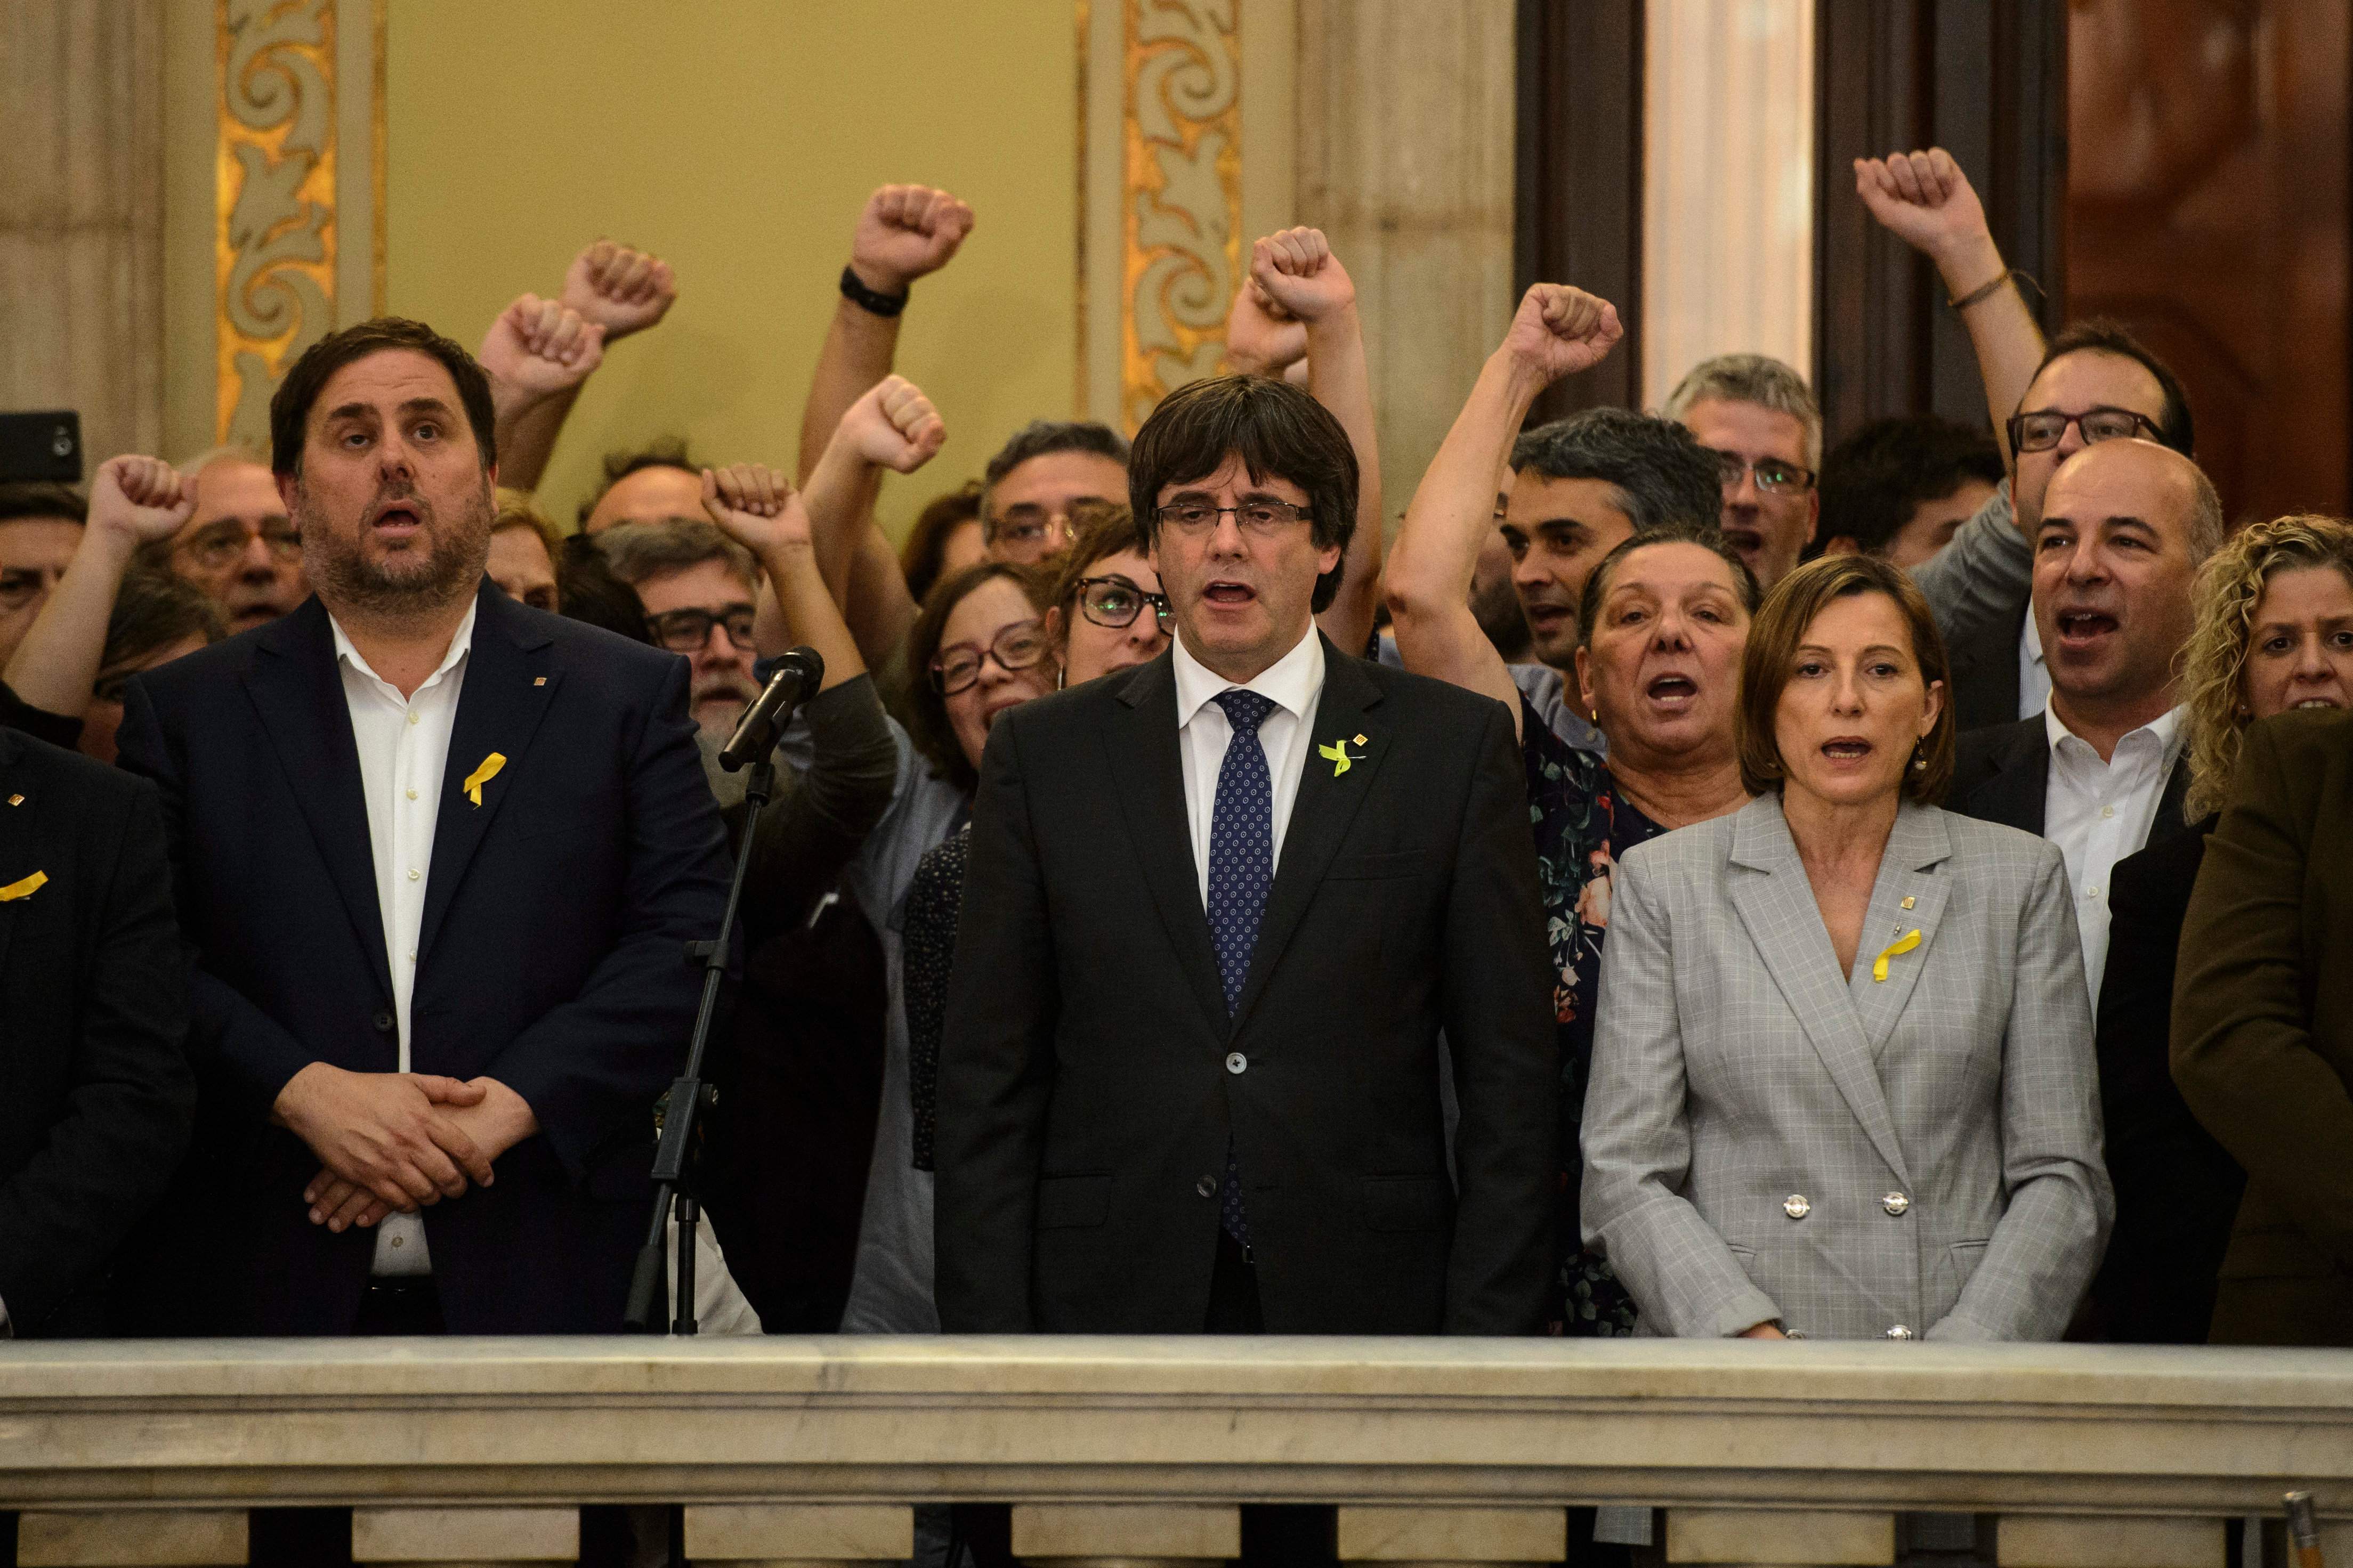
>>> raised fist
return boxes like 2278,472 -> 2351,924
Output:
1225,276 -> 1308,377
1854,148 -> 1988,264
1499,284 -> 1623,385
479,295 -> 606,399
850,185 -> 974,296
1248,227 -> 1355,326
88,454 -> 195,545
560,241 -> 676,341
838,375 -> 947,474
701,464 -> 813,557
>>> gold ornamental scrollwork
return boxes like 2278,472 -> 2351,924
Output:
1122,0 -> 1242,430
216,0 -> 340,448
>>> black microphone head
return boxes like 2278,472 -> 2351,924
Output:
783,645 -> 824,688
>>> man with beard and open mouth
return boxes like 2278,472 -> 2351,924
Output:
1944,437 -> 2222,1010
111,319 -> 732,1564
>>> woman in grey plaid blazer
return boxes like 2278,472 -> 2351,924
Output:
1582,556 -> 2111,1341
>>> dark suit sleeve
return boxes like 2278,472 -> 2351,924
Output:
932,712 -> 1056,1332
1437,698 -> 1559,1334
2172,720 -> 2353,1270
484,656 -> 733,1180
115,673 -> 318,1110
0,776 -> 194,1330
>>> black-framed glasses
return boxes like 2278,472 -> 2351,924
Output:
1076,574 -> 1173,634
645,605 -> 757,654
1154,500 -> 1313,534
178,519 -> 301,571
929,619 -> 1049,695
1710,451 -> 1815,497
2006,405 -> 2164,455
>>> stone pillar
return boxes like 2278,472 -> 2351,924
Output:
683,1502 -> 915,1565
1336,1504 -> 1566,1568
1012,1502 -> 1241,1567
1665,1506 -> 1896,1568
347,1505 -> 575,1568
1294,0 -> 1515,529
14,1509 -> 246,1567
0,0 -> 165,471
1996,1514 -> 2226,1568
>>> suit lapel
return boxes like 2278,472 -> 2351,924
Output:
1230,641 -> 1386,1031
0,731 -> 38,981
242,598 -> 394,1003
1102,654 -> 1231,1035
1967,717 -> 2050,835
1726,799 -> 1913,1187
2149,752 -> 2193,845
418,583 -> 559,962
1848,802 -> 1951,1066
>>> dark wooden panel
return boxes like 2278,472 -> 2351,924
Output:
1514,0 -> 1643,421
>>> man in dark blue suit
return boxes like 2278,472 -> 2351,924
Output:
116,316 -> 731,1343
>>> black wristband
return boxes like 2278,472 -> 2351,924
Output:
839,265 -> 908,318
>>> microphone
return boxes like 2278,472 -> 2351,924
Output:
719,646 -> 823,771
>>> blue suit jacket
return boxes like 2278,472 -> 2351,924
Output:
115,581 -> 731,1335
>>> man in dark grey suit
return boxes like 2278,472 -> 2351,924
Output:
933,374 -> 1557,1339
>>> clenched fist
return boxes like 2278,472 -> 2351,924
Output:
1498,283 -> 1623,385
850,185 -> 975,296
1854,148 -> 1990,267
837,375 -> 947,474
561,240 -> 677,341
700,463 -> 813,558
479,294 -> 606,400
1225,280 -> 1308,378
87,454 -> 196,546
1248,226 -> 1356,325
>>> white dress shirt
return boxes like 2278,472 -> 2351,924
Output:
2018,614 -> 2051,720
2042,701 -> 2184,1010
330,602 -> 476,1276
1171,624 -> 1325,906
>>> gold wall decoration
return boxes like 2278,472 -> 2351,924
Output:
213,0 -> 382,449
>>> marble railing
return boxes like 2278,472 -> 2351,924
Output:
3,1336 -> 2350,1567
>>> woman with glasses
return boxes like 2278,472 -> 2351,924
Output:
903,508 -> 1174,1174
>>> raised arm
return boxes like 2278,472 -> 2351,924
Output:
2,456 -> 193,719
1386,285 -> 1621,734
484,241 -> 675,492
701,462 -> 865,692
794,376 -> 947,663
797,184 -> 973,484
1241,228 -> 1385,655
1855,149 -> 2043,473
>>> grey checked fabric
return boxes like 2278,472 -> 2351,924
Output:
1580,794 -> 2112,1342
1209,688 -> 1277,1249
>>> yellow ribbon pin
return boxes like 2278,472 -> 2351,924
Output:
0,870 -> 47,902
1870,927 -> 1923,983
1317,739 -> 1361,777
462,752 -> 507,808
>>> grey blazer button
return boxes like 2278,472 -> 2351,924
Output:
1886,1324 -> 1914,1340
1225,1052 -> 1247,1075
1782,1193 -> 1811,1219
1196,1175 -> 1217,1198
1882,1191 -> 1911,1216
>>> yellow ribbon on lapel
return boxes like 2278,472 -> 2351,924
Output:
0,870 -> 47,902
1317,739 -> 1361,777
1871,927 -> 1923,983
462,752 -> 507,808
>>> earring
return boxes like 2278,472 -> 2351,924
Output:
1910,742 -> 1927,773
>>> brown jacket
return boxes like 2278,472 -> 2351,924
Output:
2172,709 -> 2353,1345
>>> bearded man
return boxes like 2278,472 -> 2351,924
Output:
114,318 -> 731,1351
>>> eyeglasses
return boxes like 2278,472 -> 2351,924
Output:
1154,500 -> 1313,534
1075,575 -> 1173,634
645,605 -> 757,653
2006,405 -> 2165,454
930,619 -> 1050,695
178,519 -> 301,572
1710,451 -> 1815,497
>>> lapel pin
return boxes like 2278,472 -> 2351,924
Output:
533,676 -> 546,687
1901,895 -> 1915,910
1354,733 -> 1366,745
1871,927 -> 1923,983
0,870 -> 47,902
462,751 -> 507,808
1317,738 -> 1363,777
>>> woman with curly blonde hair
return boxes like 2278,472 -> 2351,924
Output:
2088,513 -> 2353,1343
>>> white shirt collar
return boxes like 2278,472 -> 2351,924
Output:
2044,698 -> 2185,763
329,598 -> 479,692
1171,620 -> 1324,728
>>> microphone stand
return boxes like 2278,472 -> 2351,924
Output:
623,653 -> 819,1335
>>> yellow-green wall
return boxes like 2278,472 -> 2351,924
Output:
385,1 -> 1078,536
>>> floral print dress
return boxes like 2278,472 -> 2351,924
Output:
1522,695 -> 1665,1336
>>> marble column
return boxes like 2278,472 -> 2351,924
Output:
1294,0 -> 1515,531
0,0 -> 165,473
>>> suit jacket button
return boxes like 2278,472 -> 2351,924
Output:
1196,1175 -> 1217,1198
1882,1191 -> 1911,1216
1225,1052 -> 1247,1075
372,1011 -> 394,1033
1782,1193 -> 1810,1219
1886,1324 -> 1914,1340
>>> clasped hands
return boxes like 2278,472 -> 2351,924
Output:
272,1062 -> 538,1233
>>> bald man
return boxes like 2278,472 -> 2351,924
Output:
1945,438 -> 2221,1003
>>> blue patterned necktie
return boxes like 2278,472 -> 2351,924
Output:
1208,688 -> 1277,1252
